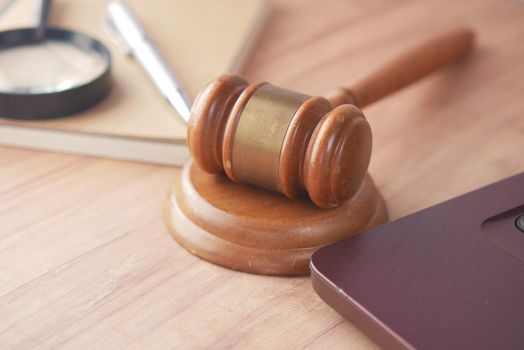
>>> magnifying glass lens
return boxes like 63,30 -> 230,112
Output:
0,40 -> 108,94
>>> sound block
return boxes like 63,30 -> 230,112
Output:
164,161 -> 388,276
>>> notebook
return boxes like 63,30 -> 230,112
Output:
311,173 -> 524,349
0,0 -> 268,165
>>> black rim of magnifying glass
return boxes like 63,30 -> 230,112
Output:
0,27 -> 112,120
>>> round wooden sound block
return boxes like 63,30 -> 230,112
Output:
164,162 -> 388,276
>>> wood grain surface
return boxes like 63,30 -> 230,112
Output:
1,0 -> 524,348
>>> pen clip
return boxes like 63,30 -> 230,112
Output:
105,0 -> 132,55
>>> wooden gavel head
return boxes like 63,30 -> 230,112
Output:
188,74 -> 372,209
188,28 -> 475,209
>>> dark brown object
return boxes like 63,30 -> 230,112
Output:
189,27 -> 474,208
311,172 -> 524,350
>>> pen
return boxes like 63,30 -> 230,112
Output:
106,0 -> 191,123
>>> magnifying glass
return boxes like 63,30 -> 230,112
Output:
0,0 -> 112,120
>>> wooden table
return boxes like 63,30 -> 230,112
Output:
1,0 -> 523,348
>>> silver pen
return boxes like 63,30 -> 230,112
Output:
106,0 -> 191,123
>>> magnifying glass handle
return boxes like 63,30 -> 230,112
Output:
36,0 -> 51,39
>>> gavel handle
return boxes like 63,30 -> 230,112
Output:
328,27 -> 475,108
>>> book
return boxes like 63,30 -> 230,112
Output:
0,0 -> 268,165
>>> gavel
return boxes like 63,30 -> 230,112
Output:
188,28 -> 474,208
